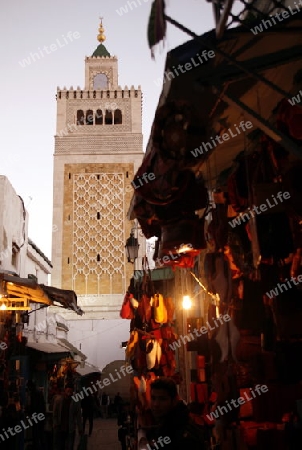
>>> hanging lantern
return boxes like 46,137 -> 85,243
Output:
125,232 -> 139,263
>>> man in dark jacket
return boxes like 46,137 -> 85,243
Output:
26,380 -> 46,449
53,383 -> 83,450
81,393 -> 95,436
145,377 -> 205,450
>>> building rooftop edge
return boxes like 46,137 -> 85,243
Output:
57,85 -> 142,91
85,55 -> 117,60
28,238 -> 53,268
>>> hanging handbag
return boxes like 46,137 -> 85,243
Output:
120,293 -> 134,320
132,148 -> 191,205
152,293 -> 168,324
153,100 -> 206,165
277,98 -> 302,140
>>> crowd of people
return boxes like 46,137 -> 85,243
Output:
7,380 -> 124,450
50,384 -> 124,449
34,377 -> 207,450
15,376 -> 302,449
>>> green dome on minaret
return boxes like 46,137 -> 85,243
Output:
92,18 -> 110,57
92,44 -> 110,57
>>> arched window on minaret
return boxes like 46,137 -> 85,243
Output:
95,109 -> 103,125
86,110 -> 94,125
93,73 -> 108,89
114,109 -> 122,125
77,110 -> 85,125
105,110 -> 113,125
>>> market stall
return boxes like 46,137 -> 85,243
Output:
126,1 -> 302,448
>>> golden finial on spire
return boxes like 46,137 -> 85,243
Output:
97,17 -> 106,43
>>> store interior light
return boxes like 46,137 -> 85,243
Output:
182,295 -> 192,310
0,281 -> 8,299
177,244 -> 193,254
0,295 -> 31,311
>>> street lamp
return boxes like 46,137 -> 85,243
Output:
125,232 -> 139,263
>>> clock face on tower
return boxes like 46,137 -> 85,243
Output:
93,73 -> 108,89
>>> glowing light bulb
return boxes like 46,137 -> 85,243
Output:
182,295 -> 192,310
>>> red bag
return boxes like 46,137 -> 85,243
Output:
277,98 -> 302,140
137,294 -> 152,324
120,293 -> 134,319
190,383 -> 197,402
196,383 -> 208,403
196,355 -> 205,369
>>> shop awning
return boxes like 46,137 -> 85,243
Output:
57,338 -> 87,361
134,267 -> 175,281
40,284 -> 83,315
26,341 -> 71,354
76,362 -> 101,376
0,272 -> 84,315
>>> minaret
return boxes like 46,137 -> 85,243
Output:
51,19 -> 143,320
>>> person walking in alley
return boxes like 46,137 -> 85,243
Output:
81,392 -> 95,436
26,380 -> 46,449
101,391 -> 110,419
53,383 -> 83,450
117,402 -> 134,450
114,392 -> 123,416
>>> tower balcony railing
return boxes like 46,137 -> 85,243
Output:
56,86 -> 141,100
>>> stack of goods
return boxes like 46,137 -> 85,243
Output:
121,291 -> 177,377
120,287 -> 181,412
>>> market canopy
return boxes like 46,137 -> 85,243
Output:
0,272 -> 84,315
129,6 -> 302,224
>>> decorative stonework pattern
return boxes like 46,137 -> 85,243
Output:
72,173 -> 124,279
55,135 -> 143,153
66,99 -> 131,132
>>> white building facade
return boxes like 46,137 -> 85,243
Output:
0,175 -> 84,363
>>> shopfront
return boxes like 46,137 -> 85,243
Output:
124,1 -> 302,448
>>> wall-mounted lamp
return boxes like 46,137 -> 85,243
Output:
125,232 -> 139,263
21,312 -> 30,324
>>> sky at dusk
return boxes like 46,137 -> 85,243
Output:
0,0 -> 215,260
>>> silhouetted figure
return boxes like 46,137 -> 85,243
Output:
114,392 -> 123,415
101,392 -> 110,419
26,380 -> 46,449
81,394 -> 94,436
53,383 -> 83,450
118,403 -> 133,450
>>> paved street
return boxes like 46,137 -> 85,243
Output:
76,417 -> 121,450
